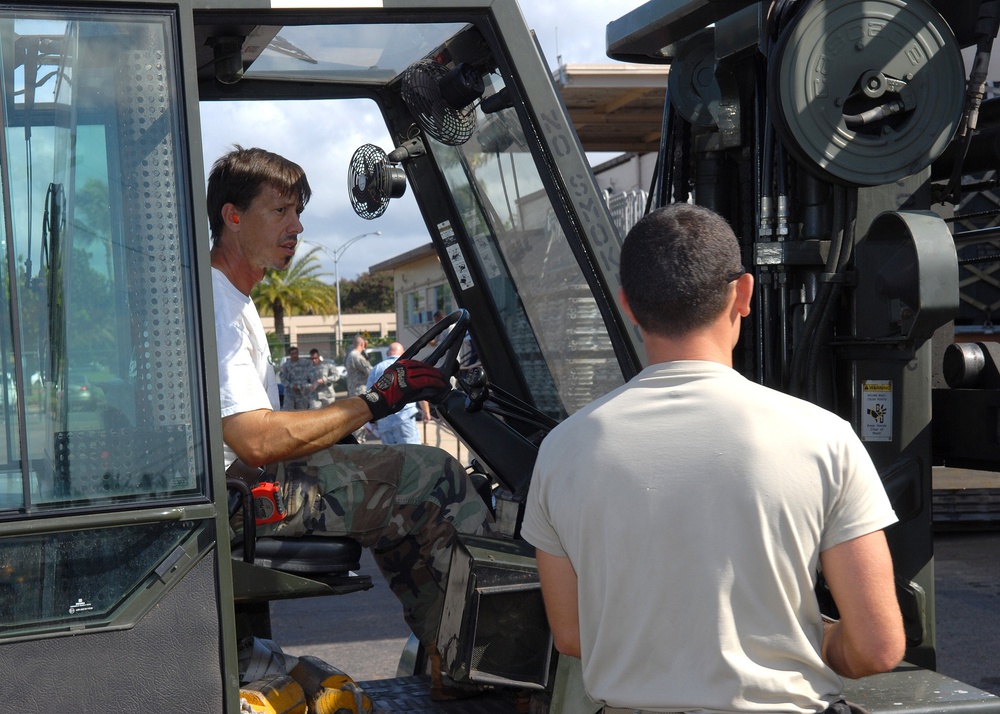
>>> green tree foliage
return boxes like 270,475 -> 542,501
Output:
339,271 -> 393,313
74,178 -> 114,278
251,247 -> 337,339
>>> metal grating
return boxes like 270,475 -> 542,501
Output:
933,488 -> 1000,527
466,586 -> 551,687
53,426 -> 196,498
605,189 -> 647,240
115,34 -> 193,431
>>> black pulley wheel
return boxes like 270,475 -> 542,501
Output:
768,0 -> 964,185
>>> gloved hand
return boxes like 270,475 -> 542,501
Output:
362,358 -> 450,421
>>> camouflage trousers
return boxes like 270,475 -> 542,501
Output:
282,390 -> 311,411
256,444 -> 493,648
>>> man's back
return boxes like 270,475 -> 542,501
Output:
523,360 -> 897,712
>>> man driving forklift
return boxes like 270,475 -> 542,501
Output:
207,145 -> 493,700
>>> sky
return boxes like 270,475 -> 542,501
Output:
198,0 -> 641,282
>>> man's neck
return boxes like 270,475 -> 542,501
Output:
640,323 -> 735,368
211,245 -> 263,296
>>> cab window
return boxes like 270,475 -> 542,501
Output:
0,9 -> 207,515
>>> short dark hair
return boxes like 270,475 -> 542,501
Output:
206,146 -> 311,241
620,203 -> 743,337
309,349 -> 320,357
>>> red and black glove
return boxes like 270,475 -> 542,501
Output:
362,358 -> 449,421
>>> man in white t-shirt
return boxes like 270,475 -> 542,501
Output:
520,203 -> 905,713
207,146 -> 491,700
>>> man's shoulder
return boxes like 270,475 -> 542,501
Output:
540,380 -> 631,445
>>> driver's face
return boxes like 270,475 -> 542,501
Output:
239,184 -> 304,272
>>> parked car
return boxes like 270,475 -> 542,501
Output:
63,369 -> 97,411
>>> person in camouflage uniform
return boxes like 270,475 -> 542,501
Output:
307,348 -> 338,409
345,335 -> 373,397
344,335 -> 373,442
279,346 -> 312,410
207,147 -> 492,699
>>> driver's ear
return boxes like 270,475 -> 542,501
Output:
618,288 -> 639,326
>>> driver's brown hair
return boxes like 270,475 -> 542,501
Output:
206,145 -> 312,242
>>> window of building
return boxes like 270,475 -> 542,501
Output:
434,284 -> 453,315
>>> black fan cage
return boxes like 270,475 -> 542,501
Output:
349,144 -> 390,219
401,59 -> 476,146
348,144 -> 407,220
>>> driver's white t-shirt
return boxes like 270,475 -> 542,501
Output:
213,267 -> 279,467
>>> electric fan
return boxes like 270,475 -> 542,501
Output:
401,59 -> 483,146
347,144 -> 407,220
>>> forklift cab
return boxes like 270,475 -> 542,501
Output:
0,0 -> 998,713
0,1 -> 633,711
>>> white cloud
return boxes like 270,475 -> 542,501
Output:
199,1 -> 640,280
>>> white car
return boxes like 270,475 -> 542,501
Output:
2,372 -> 16,411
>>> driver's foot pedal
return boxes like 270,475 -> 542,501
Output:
427,644 -> 485,702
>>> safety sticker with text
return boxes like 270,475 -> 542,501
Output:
438,220 -> 475,291
861,380 -> 892,442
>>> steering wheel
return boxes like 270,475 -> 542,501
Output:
402,307 -> 554,500
399,308 -> 470,381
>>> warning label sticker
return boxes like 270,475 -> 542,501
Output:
861,380 -> 892,442
438,221 -> 475,291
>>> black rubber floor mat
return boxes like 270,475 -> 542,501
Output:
361,676 -> 526,713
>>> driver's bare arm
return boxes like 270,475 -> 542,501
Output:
222,397 -> 373,467
536,548 -> 582,658
819,530 -> 905,679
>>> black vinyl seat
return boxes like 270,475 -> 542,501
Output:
252,535 -> 362,574
226,477 -> 372,594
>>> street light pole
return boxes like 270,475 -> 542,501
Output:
327,231 -> 381,356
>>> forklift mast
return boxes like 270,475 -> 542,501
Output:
608,0 -> 1000,669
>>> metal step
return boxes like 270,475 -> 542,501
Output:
933,467 -> 1000,528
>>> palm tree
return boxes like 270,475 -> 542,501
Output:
251,247 -> 337,340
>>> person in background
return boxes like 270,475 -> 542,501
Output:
367,342 -> 432,444
521,203 -> 904,714
345,334 -> 373,442
308,348 -> 338,409
345,334 -> 373,397
208,146 -> 492,699
429,310 -> 446,347
278,345 -> 311,410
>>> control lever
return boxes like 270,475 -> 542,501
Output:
462,366 -> 490,413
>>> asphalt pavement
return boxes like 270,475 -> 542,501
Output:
933,530 -> 1000,695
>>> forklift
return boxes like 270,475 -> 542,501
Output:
0,0 -> 997,712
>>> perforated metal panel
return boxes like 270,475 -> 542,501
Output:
53,425 -> 196,498
115,32 -> 194,431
